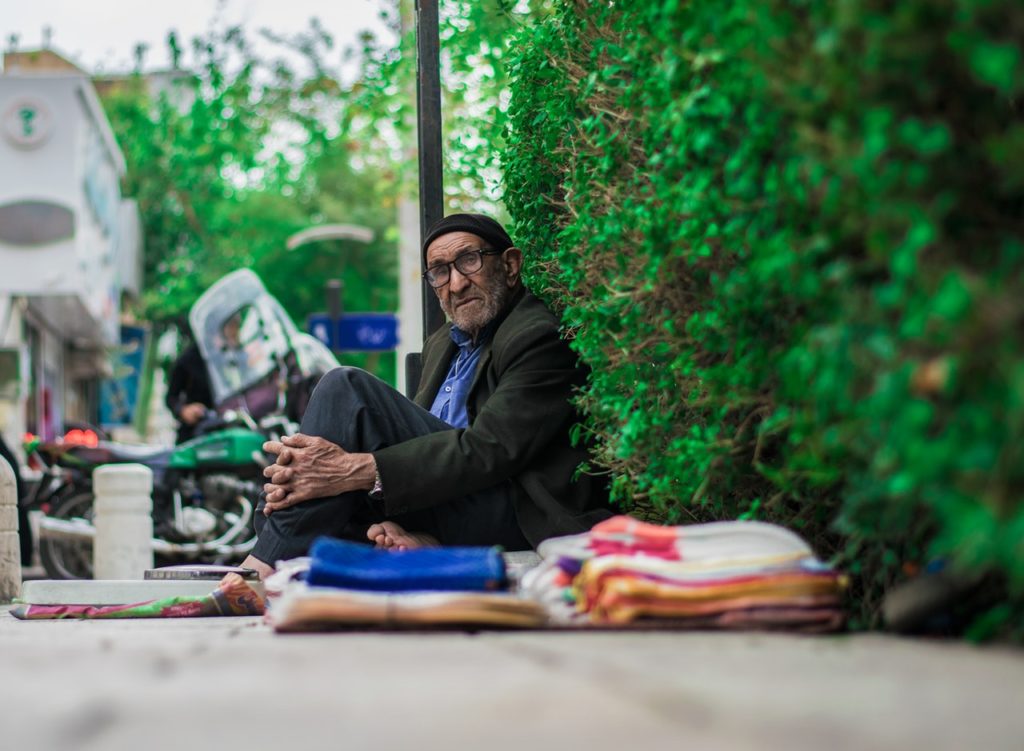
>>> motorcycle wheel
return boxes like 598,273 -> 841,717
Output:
40,491 -> 95,580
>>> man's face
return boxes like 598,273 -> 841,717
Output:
425,231 -> 520,335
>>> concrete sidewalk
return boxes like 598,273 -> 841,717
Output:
2,607 -> 1023,751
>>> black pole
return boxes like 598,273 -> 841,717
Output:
416,0 -> 445,340
326,279 -> 343,322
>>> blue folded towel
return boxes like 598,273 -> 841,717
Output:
306,537 -> 507,592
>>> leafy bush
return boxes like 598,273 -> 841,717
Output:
501,0 -> 1024,628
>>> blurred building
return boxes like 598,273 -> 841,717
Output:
93,67 -> 196,113
0,48 -> 142,450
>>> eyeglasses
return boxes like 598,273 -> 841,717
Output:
423,248 -> 505,288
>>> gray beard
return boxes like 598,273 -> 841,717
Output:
441,268 -> 510,337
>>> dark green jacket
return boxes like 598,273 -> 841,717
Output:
373,288 -> 611,547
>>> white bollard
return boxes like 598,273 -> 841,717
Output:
93,464 -> 154,580
0,455 -> 20,601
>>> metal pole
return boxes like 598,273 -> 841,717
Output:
326,279 -> 344,322
416,0 -> 446,339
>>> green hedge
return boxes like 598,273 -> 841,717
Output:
501,0 -> 1024,630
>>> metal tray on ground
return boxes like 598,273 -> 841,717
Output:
144,564 -> 260,581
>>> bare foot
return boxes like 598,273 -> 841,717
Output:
366,521 -> 440,551
240,554 -> 275,581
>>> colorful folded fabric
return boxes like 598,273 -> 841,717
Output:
305,537 -> 507,592
269,584 -> 545,631
584,576 -> 842,623
540,517 -> 815,565
574,553 -> 837,602
522,516 -> 846,631
10,573 -> 265,620
689,607 -> 844,633
608,606 -> 845,633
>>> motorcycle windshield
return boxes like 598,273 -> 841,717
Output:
189,270 -> 297,406
292,332 -> 339,377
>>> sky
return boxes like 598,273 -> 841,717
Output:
0,0 -> 393,75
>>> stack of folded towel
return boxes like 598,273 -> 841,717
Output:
267,537 -> 545,631
521,516 -> 845,631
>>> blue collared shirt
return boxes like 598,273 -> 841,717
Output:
429,324 -> 492,428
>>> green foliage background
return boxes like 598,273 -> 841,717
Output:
100,4 -> 545,383
501,0 -> 1024,629
100,25 -> 399,381
350,0 -> 548,210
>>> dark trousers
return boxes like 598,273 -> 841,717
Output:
250,367 -> 529,564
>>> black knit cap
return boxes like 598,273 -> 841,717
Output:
421,213 -> 514,263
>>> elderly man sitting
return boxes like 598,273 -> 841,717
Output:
241,214 -> 611,578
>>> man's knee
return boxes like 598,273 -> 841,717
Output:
301,367 -> 392,442
315,366 -> 379,402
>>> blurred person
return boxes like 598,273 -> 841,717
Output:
165,335 -> 214,444
167,312 -> 255,444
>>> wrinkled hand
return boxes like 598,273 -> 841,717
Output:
261,433 -> 375,515
180,402 -> 207,426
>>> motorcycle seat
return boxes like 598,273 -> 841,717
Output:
62,442 -> 174,468
103,442 -> 175,464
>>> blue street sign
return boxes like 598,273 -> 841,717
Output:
337,313 -> 399,351
307,314 -> 335,350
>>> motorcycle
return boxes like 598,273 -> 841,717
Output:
29,270 -> 338,579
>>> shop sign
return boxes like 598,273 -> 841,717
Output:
3,97 -> 52,149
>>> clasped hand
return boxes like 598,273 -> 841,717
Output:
261,433 -> 374,516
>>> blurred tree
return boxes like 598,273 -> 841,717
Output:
348,0 -> 552,212
98,3 -> 551,382
98,23 -> 399,378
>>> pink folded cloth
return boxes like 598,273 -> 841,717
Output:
589,516 -> 683,559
